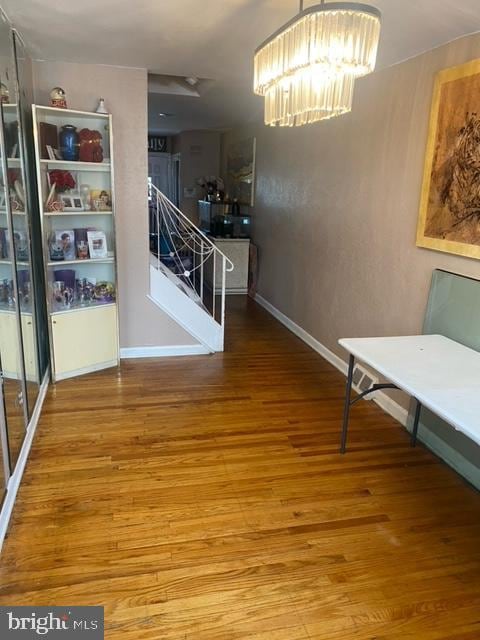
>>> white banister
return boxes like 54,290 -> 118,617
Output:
221,255 -> 226,328
149,184 -> 234,335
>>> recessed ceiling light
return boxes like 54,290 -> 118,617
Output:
158,112 -> 174,117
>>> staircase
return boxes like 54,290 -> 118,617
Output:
149,185 -> 234,352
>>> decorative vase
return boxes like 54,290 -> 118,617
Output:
80,184 -> 91,210
59,125 -> 79,161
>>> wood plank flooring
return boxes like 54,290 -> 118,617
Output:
0,296 -> 479,639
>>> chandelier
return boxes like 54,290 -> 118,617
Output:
253,1 -> 381,126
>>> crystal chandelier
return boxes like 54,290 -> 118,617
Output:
254,1 -> 381,126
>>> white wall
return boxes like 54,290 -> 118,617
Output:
33,61 -> 199,350
173,130 -> 221,221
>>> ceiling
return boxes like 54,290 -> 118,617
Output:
3,0 -> 480,134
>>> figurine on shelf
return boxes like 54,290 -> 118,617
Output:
76,278 -> 95,306
78,128 -> 103,163
96,98 -> 108,114
50,87 -> 67,109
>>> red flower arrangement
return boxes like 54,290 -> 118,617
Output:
48,170 -> 75,192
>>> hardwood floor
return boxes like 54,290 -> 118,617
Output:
0,296 -> 479,639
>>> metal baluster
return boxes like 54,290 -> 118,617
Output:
212,250 -> 216,320
156,194 -> 160,270
200,239 -> 204,303
192,236 -> 197,292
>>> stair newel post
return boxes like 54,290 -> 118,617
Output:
221,255 -> 226,330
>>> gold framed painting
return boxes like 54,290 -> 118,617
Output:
417,59 -> 480,260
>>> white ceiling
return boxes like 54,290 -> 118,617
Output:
3,0 -> 480,133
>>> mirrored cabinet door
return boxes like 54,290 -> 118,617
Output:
14,32 -> 48,405
8,36 -> 40,413
0,13 -> 28,473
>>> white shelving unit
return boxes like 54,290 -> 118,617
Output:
32,104 -> 119,381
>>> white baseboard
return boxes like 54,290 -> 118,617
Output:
255,294 -> 349,375
255,293 -> 479,489
120,344 -> 210,358
0,367 -> 50,551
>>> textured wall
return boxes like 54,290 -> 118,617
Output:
33,61 -> 198,349
222,33 -> 480,472
173,130 -> 221,221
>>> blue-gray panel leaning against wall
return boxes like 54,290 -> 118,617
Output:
414,269 -> 480,488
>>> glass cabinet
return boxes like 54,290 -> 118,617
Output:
32,105 -> 119,381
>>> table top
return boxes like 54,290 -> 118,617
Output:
339,335 -> 480,446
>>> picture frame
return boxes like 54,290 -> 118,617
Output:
54,229 -> 76,261
46,145 -> 56,160
60,194 -> 84,212
417,58 -> 480,260
87,230 -> 107,259
226,137 -> 256,207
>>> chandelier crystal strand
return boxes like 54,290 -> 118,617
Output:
265,69 -> 355,126
254,2 -> 381,126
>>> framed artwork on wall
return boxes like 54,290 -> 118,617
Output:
226,137 -> 256,207
417,59 -> 480,260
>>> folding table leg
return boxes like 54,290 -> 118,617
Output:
340,354 -> 355,454
411,399 -> 422,447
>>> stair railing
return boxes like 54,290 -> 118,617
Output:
149,184 -> 234,328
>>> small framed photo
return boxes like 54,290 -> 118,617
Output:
46,145 -> 56,160
60,194 -> 84,211
54,229 -> 76,260
87,230 -> 107,259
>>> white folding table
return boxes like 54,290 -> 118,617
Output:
338,335 -> 480,453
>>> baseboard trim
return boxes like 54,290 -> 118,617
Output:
255,293 -> 479,489
0,367 -> 50,552
120,344 -> 210,358
255,294 -> 349,376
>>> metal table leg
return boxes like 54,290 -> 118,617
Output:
411,399 -> 422,447
340,354 -> 355,454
